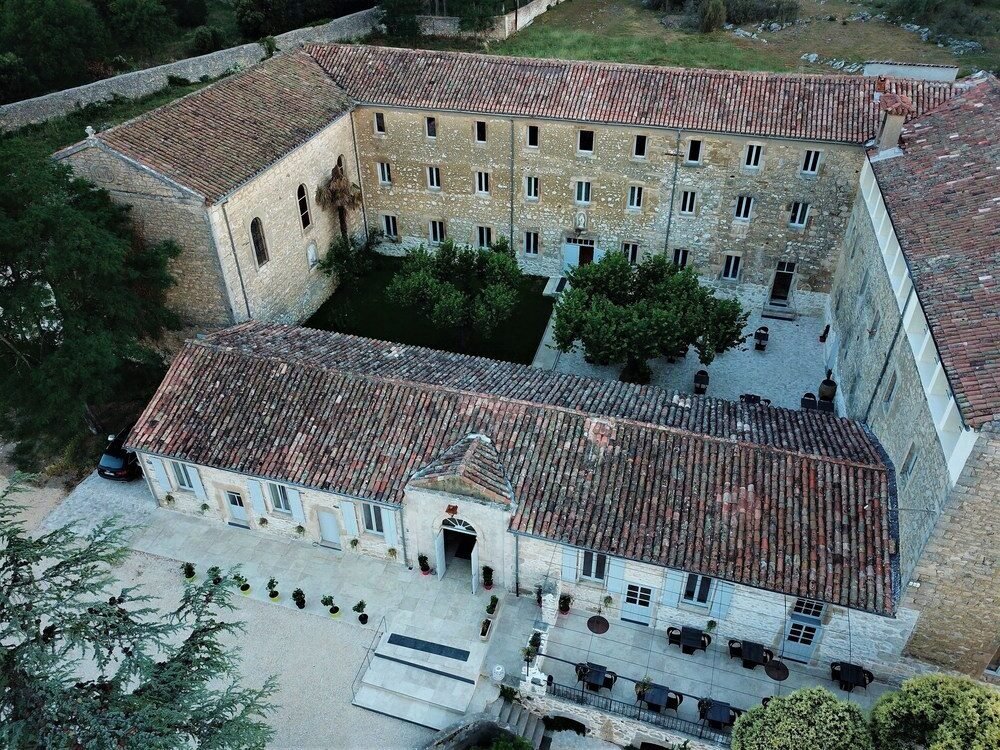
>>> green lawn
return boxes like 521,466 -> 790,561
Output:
305,256 -> 554,365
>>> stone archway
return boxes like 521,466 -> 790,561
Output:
436,517 -> 480,592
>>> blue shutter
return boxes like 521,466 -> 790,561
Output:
149,457 -> 171,494
247,480 -> 267,516
287,487 -> 305,523
340,499 -> 360,537
709,581 -> 735,620
561,547 -> 577,582
662,569 -> 686,606
189,466 -> 207,501
606,557 -> 625,594
382,508 -> 398,549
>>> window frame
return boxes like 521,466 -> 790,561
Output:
679,190 -> 697,215
171,461 -> 194,491
425,116 -> 437,139
789,201 -> 810,228
672,247 -> 689,268
429,220 -> 446,245
580,551 -> 607,582
267,482 -> 291,514
525,175 -> 539,201
575,180 -> 592,205
900,443 -> 918,484
382,214 -> 398,240
475,170 -> 491,195
577,129 -> 595,154
883,370 -> 898,411
734,195 -> 754,222
802,149 -> 821,175
524,230 -> 539,255
476,225 -> 493,248
682,573 -> 714,607
633,134 -> 648,159
526,124 -> 539,148
685,139 -> 703,164
722,253 -> 742,281
622,242 -> 639,265
474,120 -> 487,144
426,165 -> 441,191
249,217 -> 269,267
362,502 -> 384,534
374,111 -> 386,135
377,162 -> 392,186
296,184 -> 311,230
627,185 -> 644,211
744,143 -> 763,169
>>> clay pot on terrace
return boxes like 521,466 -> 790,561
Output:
818,369 -> 838,402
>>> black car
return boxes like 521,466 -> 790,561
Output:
98,425 -> 141,481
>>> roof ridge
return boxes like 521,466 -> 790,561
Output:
191,333 -> 887,471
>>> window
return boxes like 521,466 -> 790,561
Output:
672,248 -> 689,268
988,648 -> 1000,675
267,482 -> 291,513
427,166 -> 441,190
250,217 -> 268,266
626,584 -> 652,607
362,502 -> 384,534
734,195 -> 754,221
682,573 -> 713,605
745,143 -> 762,169
475,121 -> 487,143
425,116 -> 437,138
869,309 -> 882,337
787,621 -> 819,646
686,139 -> 702,164
525,175 -> 539,201
789,201 -> 810,228
802,149 -> 821,174
792,599 -> 824,618
883,371 -> 898,411
429,220 -> 446,244
577,129 -> 594,153
377,162 -> 392,185
382,214 -> 398,240
722,253 -> 742,280
475,171 -> 490,195
900,443 -> 918,483
527,124 -> 539,148
476,225 -> 492,248
859,268 -> 871,298
171,461 -> 193,490
296,184 -> 311,229
633,134 -> 647,158
581,551 -> 607,581
524,231 -> 539,255
374,111 -> 385,134
627,185 -> 644,210
622,242 -> 639,265
575,180 -> 591,204
679,190 -> 696,215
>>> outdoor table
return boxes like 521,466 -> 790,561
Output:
680,626 -> 706,654
741,640 -> 767,669
838,662 -> 867,691
584,662 -> 607,692
704,699 -> 733,729
643,684 -> 668,713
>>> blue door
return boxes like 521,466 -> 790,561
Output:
782,612 -> 823,663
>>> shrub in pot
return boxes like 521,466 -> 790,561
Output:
349,538 -> 359,550
233,573 -> 251,595
480,618 -> 491,639
535,585 -> 543,607
267,577 -> 279,601
418,554 -> 430,575
558,593 -> 572,614
635,675 -> 652,700
321,595 -> 340,617
295,525 -> 305,536
208,566 -> 223,585
521,645 -> 537,664
353,600 -> 368,624
181,562 -> 196,580
258,517 -> 268,527
482,565 -> 493,590
529,631 -> 542,650
486,595 -> 498,615
199,502 -> 210,514
292,588 -> 306,609
387,547 -> 397,560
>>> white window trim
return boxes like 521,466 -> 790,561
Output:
575,181 -> 592,206
673,248 -> 689,268
429,220 -> 446,245
680,572 -> 715,608
633,134 -> 648,159
475,171 -> 490,195
267,482 -> 291,514
525,175 -> 539,201
580,550 -> 607,582
622,242 -> 639,265
373,112 -> 386,135
680,191 -> 696,216
524,230 -> 539,255
171,461 -> 194,491
382,214 -> 398,240
722,253 -> 742,281
526,125 -> 539,148
362,502 -> 384,535
744,143 -> 763,170
627,185 -> 643,211
734,195 -> 754,222
425,116 -> 437,139
474,121 -> 487,144
577,129 -> 595,154
789,202 -> 810,228
377,162 -> 391,186
685,139 -> 703,165
476,226 -> 493,248
427,166 -> 441,191
802,149 -> 821,175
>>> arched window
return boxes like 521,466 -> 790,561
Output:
250,217 -> 268,266
296,184 -> 311,230
442,517 -> 476,535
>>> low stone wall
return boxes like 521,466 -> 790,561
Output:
0,7 -> 380,132
418,0 -> 563,40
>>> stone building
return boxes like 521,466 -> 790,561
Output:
57,44 -> 957,327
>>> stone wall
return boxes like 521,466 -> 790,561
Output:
903,425 -> 1000,678
418,0 -> 565,40
54,142 -> 234,328
0,8 -> 381,132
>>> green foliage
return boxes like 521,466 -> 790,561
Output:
873,0 -> 995,40
388,237 -> 524,352
724,0 -> 799,24
0,52 -> 35,104
0,147 -> 180,466
553,251 -> 748,383
699,0 -> 726,31
168,0 -> 209,27
379,0 -> 425,37
869,674 -> 1000,750
0,476 -> 277,748
732,687 -> 872,750
110,0 -> 178,55
187,24 -> 227,54
317,233 -> 378,286
483,736 -> 532,750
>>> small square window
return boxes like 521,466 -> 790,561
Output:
382,214 -> 398,239
427,166 -> 441,190
476,171 -> 490,195
429,220 -> 446,244
362,502 -> 384,534
525,175 -> 539,201
527,125 -> 539,148
374,112 -> 386,134
425,116 -> 437,138
792,598 -> 824,618
789,201 -> 810,228
622,242 -> 639,265
686,139 -> 702,164
802,149 -> 821,175
633,134 -> 648,158
377,162 -> 391,185
476,225 -> 492,248
268,482 -> 291,513
575,180 -> 591,205
722,253 -> 742,280
475,121 -> 487,143
672,248 -> 689,268
734,195 -> 754,221
680,191 -> 696,215
524,231 -> 539,255
578,130 -> 594,153
627,185 -> 643,210
745,143 -> 762,169
682,573 -> 713,605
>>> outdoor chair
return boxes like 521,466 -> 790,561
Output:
575,663 -> 588,682
602,672 -> 618,691
801,392 -> 818,410
667,627 -> 682,646
762,648 -> 775,664
830,662 -> 843,681
754,326 -> 769,351
761,696 -> 772,706
728,640 -> 743,660
694,369 -> 710,395
863,669 -> 875,687
701,634 -> 713,649
665,691 -> 683,713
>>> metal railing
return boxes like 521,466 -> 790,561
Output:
546,680 -> 732,747
351,616 -> 387,698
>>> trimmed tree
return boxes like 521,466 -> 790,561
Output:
869,674 -> 1000,750
388,237 -> 523,352
0,475 -> 277,747
552,251 -> 747,383
699,0 -> 727,31
732,687 -> 873,750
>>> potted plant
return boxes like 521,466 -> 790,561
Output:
558,593 -> 572,615
387,547 -> 397,560
418,554 -> 431,575
321,595 -> 340,617
706,619 -> 718,633
486,595 -> 498,616
200,502 -> 210,515
635,675 -> 652,701
181,562 -> 196,580
267,577 -> 280,601
164,493 -> 175,506
535,585 -> 543,607
601,595 -> 613,614
482,565 -> 494,591
292,588 -> 306,609
529,631 -> 542,650
353,600 -> 368,624
480,618 -> 492,641
349,538 -> 359,550
233,573 -> 251,595
295,525 -> 305,536
258,517 -> 268,527
521,645 -> 537,664
208,566 -> 223,585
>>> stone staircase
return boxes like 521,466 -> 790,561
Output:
487,697 -> 547,750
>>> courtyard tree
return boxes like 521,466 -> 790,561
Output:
0,475 -> 278,748
0,147 -> 180,467
315,162 -> 363,239
869,674 -> 1000,750
552,251 -> 747,384
388,237 -> 523,352
732,687 -> 873,750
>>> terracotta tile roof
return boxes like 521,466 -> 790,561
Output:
307,43 -> 957,143
129,323 -> 899,614
99,51 -> 353,202
870,75 -> 1000,428
409,434 -> 514,505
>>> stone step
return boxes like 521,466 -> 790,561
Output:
361,654 -> 476,713
352,684 -> 463,731
514,705 -> 531,736
498,699 -> 514,724
374,632 -> 479,682
530,715 -> 546,750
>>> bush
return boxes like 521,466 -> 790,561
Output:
869,674 -> 1000,750
379,0 -> 424,37
699,0 -> 726,30
186,25 -> 226,55
724,0 -> 798,24
167,0 -> 208,26
732,687 -> 872,750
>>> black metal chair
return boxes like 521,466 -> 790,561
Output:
830,662 -> 843,683
728,640 -> 743,660
754,326 -> 769,351
701,634 -> 713,649
603,672 -> 618,691
762,648 -> 775,664
694,369 -> 710,395
801,392 -> 818,410
575,663 -> 588,683
667,627 -> 682,646
761,696 -> 772,706
740,393 -> 761,405
863,669 -> 875,688
666,691 -> 683,714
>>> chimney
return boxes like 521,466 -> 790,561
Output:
875,86 -> 915,153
